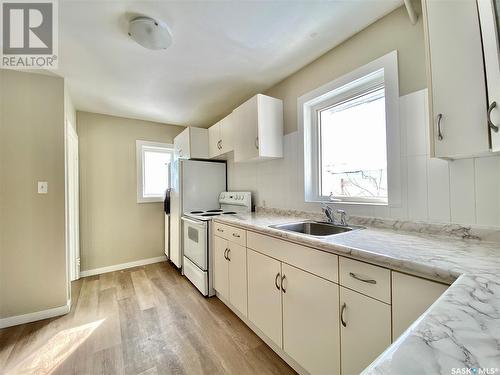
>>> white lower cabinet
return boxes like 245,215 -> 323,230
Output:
392,271 -> 448,340
340,287 -> 391,375
282,263 -> 340,375
227,242 -> 247,316
216,227 -> 447,375
213,236 -> 229,300
247,249 -> 283,347
213,235 -> 247,316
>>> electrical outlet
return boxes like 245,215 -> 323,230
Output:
37,181 -> 48,194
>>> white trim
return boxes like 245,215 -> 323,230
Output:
79,256 -> 167,277
65,121 -> 80,282
298,50 -> 401,207
136,140 -> 173,203
0,299 -> 71,329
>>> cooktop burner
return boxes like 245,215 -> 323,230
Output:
223,212 -> 236,215
206,209 -> 223,212
201,213 -> 221,217
190,210 -> 204,214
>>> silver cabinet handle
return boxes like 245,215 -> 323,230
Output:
220,139 -> 223,149
223,248 -> 228,260
281,274 -> 287,293
232,233 -> 240,238
255,137 -> 259,150
488,102 -> 499,133
226,248 -> 231,261
275,273 -> 280,290
437,113 -> 443,141
340,303 -> 347,327
349,272 -> 377,284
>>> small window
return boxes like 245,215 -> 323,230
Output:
300,51 -> 400,206
136,140 -> 173,203
317,86 -> 387,203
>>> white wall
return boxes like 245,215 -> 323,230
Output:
228,89 -> 500,228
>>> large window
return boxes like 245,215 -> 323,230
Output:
300,51 -> 400,206
136,140 -> 173,203
318,86 -> 387,203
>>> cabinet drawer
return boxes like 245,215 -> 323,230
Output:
339,257 -> 391,304
213,222 -> 246,246
247,231 -> 338,283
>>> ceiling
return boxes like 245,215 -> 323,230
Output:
59,0 -> 402,127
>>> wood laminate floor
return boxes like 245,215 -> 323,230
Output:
0,262 -> 295,375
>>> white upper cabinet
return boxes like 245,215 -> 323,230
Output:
232,94 -> 283,162
173,127 -> 209,160
208,113 -> 234,159
423,0 -> 490,158
478,0 -> 500,151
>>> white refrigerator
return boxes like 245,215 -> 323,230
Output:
169,159 -> 226,269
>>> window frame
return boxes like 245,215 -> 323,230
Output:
136,140 -> 173,203
299,51 -> 401,206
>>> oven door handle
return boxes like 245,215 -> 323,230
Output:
181,216 -> 207,227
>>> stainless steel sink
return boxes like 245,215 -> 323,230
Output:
269,221 -> 363,237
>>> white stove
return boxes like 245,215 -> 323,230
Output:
181,192 -> 252,296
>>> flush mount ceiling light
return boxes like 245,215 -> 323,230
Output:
128,16 -> 172,50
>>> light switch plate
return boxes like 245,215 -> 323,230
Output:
37,181 -> 48,194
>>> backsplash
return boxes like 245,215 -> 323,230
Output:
227,89 -> 500,229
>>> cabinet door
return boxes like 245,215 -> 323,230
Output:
208,122 -> 221,158
233,96 -> 259,162
340,287 -> 391,375
282,264 -> 340,375
423,0 -> 489,158
213,236 -> 229,300
220,114 -> 234,154
228,242 -> 247,316
478,0 -> 500,151
247,249 -> 282,347
174,128 -> 190,159
392,272 -> 448,340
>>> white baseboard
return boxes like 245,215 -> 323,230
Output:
79,256 -> 166,277
0,299 -> 71,329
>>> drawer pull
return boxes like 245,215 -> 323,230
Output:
281,274 -> 287,293
275,273 -> 281,290
217,228 -> 224,232
349,272 -> 377,284
232,233 -> 240,238
226,249 -> 231,261
340,303 -> 347,327
223,248 -> 228,260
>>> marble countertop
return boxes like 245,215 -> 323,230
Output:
213,212 -> 500,375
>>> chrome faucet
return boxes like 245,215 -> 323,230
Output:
322,204 -> 335,223
337,209 -> 348,226
322,205 -> 348,226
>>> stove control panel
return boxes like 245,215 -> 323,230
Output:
219,191 -> 252,212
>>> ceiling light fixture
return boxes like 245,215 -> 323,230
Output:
128,16 -> 172,50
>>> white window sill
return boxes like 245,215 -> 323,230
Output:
137,197 -> 164,204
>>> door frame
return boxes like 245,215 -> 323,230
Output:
65,120 -> 80,287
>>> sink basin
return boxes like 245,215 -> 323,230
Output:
269,221 -> 363,237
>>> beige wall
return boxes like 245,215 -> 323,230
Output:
77,111 -> 184,271
265,3 -> 426,134
0,70 -> 67,318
